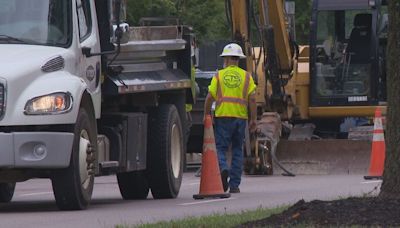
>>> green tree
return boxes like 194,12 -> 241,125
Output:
126,0 -> 229,43
380,0 -> 400,199
177,0 -> 230,42
294,0 -> 312,44
126,0 -> 177,25
125,0 -> 312,44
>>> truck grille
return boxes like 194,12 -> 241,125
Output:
0,83 -> 4,118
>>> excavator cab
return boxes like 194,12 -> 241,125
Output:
310,0 -> 387,109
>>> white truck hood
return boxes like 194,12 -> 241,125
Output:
0,44 -> 87,126
0,44 -> 71,77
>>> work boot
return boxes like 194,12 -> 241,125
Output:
229,187 -> 240,193
221,170 -> 229,192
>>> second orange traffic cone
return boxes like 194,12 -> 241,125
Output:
364,108 -> 385,180
193,115 -> 231,199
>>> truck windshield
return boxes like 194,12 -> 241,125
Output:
314,9 -> 372,100
0,0 -> 71,47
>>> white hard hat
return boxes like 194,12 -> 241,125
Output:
220,43 -> 246,59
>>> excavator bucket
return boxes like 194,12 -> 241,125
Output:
271,121 -> 376,175
274,139 -> 371,175
244,115 -> 373,176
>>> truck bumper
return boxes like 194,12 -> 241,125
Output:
0,132 -> 74,168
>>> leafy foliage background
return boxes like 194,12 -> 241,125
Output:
126,0 -> 312,44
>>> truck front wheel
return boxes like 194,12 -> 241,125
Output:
51,107 -> 96,210
147,104 -> 183,199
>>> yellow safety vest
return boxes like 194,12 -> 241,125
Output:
212,66 -> 252,119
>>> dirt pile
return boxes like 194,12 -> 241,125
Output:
239,197 -> 400,227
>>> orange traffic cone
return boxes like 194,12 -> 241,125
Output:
364,108 -> 385,180
193,115 -> 231,199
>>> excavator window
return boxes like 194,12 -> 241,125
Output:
378,6 -> 388,39
311,0 -> 387,106
314,9 -> 372,100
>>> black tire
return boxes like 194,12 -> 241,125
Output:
51,107 -> 97,210
0,183 -> 15,203
117,171 -> 149,200
147,104 -> 184,199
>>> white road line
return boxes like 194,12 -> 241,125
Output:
178,197 -> 235,206
18,191 -> 53,197
182,182 -> 199,186
361,180 -> 382,184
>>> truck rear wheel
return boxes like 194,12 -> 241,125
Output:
117,171 -> 149,199
0,183 -> 15,203
147,104 -> 183,199
51,107 -> 96,210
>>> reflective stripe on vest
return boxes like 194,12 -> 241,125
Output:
215,71 -> 250,107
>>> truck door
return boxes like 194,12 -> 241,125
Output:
76,0 -> 101,93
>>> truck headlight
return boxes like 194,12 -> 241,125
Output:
24,92 -> 73,115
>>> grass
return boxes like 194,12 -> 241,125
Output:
116,206 -> 287,228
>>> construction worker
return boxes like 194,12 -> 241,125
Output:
203,43 -> 257,193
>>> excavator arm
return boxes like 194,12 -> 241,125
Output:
227,0 -> 296,113
225,0 -> 297,175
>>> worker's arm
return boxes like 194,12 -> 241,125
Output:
248,92 -> 257,132
203,93 -> 215,120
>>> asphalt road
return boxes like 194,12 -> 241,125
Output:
0,173 -> 381,228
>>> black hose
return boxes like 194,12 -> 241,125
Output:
246,0 -> 251,42
108,0 -> 122,66
259,142 -> 295,177
250,0 -> 263,74
225,0 -> 233,35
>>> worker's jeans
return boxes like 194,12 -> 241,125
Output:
214,117 -> 246,188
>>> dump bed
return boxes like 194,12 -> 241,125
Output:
103,26 -> 192,95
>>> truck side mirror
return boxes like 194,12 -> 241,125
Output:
112,23 -> 130,44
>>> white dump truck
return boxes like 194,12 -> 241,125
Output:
0,0 -> 195,210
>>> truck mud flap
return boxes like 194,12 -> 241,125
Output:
274,139 -> 371,175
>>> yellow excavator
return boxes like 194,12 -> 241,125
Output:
225,0 -> 388,175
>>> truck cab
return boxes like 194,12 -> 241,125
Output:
0,0 -> 194,210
